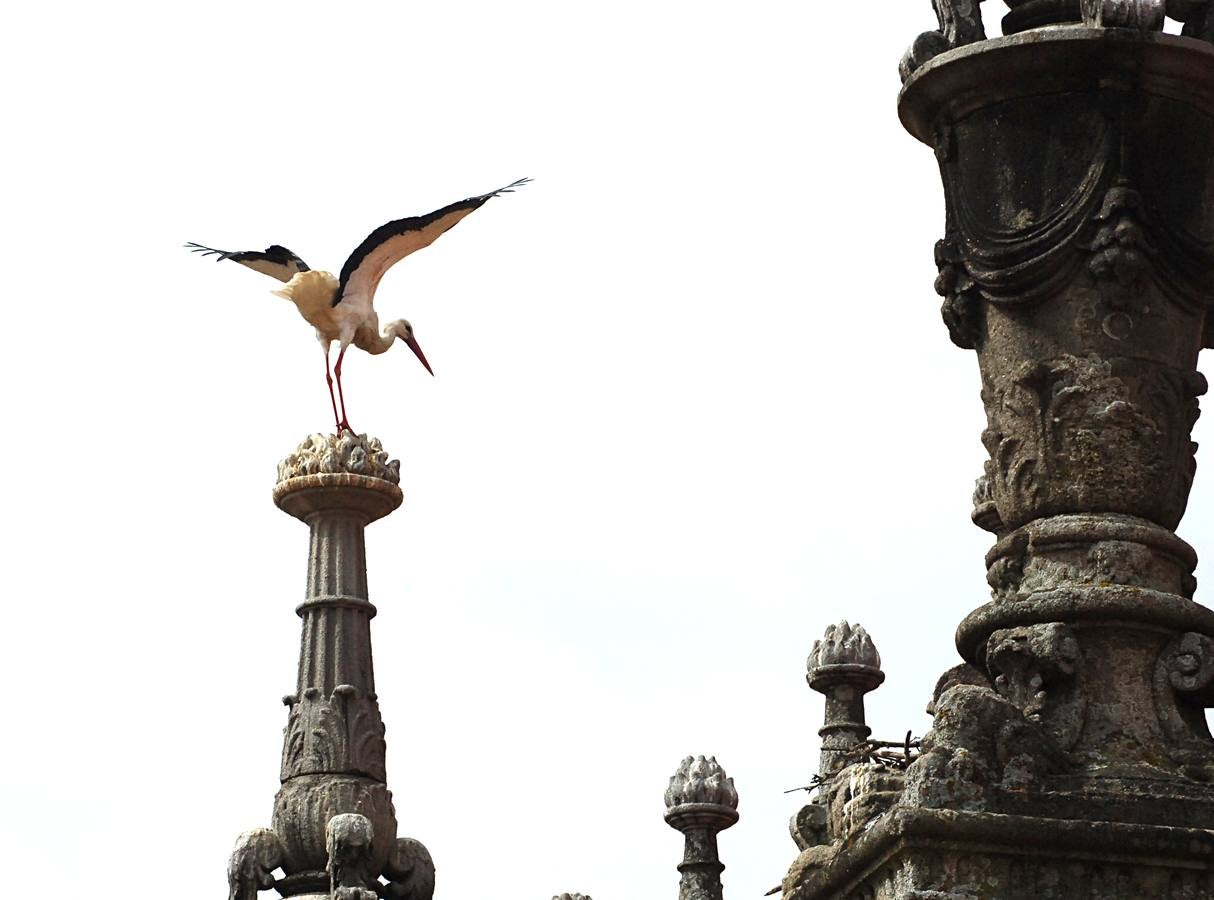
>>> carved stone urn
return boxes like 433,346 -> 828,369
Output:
783,11 -> 1214,900
900,23 -> 1214,793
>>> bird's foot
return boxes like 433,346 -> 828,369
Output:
336,419 -> 356,436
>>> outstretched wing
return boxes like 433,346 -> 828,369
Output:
186,241 -> 310,283
332,177 -> 531,308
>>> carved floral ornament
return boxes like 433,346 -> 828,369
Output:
976,354 -> 1205,533
281,684 -> 388,783
900,0 -> 1214,83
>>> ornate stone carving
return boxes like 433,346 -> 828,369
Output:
808,622 -> 886,778
227,829 -> 283,900
1087,182 -> 1156,298
383,838 -> 436,900
665,756 -> 739,900
979,356 -> 1203,532
902,683 -> 1068,810
986,623 -> 1084,751
899,0 -> 986,83
790,802 -> 829,852
1082,0 -> 1167,27
665,755 -> 739,810
935,238 -> 983,350
808,621 -> 881,671
971,475 -> 1003,534
1165,631 -> 1214,698
327,813 -> 379,900
281,684 -> 387,783
278,432 -> 401,484
272,776 -> 397,876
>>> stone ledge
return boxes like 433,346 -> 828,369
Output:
786,807 -> 1214,900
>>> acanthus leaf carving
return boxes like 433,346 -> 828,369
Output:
978,355 -> 1204,532
281,685 -> 387,783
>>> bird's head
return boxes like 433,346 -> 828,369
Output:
391,319 -> 434,376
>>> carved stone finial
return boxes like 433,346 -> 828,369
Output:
807,622 -> 885,778
664,755 -> 740,812
807,621 -> 882,675
277,432 -> 401,485
664,756 -> 738,900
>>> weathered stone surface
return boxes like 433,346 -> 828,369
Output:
784,807 -> 1214,900
666,756 -> 739,900
807,623 -> 886,779
226,436 -> 431,900
278,433 -> 400,485
784,23 -> 1214,900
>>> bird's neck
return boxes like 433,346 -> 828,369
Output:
353,320 -> 403,355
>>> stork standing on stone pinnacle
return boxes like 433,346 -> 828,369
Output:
187,177 -> 530,434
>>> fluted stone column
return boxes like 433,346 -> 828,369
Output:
226,434 -> 434,900
664,756 -> 739,900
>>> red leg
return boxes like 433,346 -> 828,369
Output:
325,350 -> 341,434
334,345 -> 354,434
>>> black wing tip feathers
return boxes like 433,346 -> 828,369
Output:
482,176 -> 532,200
184,241 -> 230,261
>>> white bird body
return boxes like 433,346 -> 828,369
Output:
188,178 -> 529,433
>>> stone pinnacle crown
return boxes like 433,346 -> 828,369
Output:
664,755 -> 739,810
277,433 -> 401,485
807,621 -> 881,672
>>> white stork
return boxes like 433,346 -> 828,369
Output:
188,177 -> 530,434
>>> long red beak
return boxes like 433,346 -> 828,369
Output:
404,335 -> 434,376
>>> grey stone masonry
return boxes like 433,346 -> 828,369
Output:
226,434 -> 434,900
785,14 -> 1214,900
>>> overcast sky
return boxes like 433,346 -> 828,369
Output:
4,2 -> 1210,898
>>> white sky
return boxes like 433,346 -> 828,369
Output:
4,2 -> 1211,898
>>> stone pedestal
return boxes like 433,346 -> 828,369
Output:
784,17 -> 1214,900
226,434 -> 434,900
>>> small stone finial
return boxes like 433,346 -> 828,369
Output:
664,756 -> 738,900
277,432 -> 401,485
807,622 -> 885,778
807,621 -> 882,682
664,755 -> 740,812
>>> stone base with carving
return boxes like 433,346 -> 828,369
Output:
785,807 -> 1214,900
